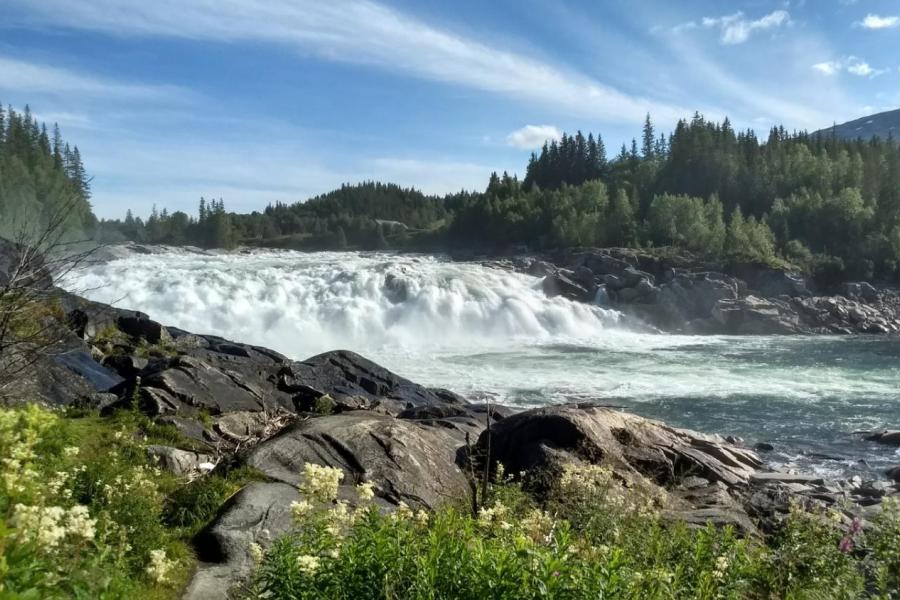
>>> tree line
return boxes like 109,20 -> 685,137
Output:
0,103 -> 95,240
13,98 -> 900,286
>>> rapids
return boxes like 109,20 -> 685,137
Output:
67,249 -> 900,478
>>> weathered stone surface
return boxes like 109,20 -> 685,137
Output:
186,483 -> 298,600
245,412 -> 472,510
145,445 -> 214,476
478,404 -> 762,488
280,350 -> 467,414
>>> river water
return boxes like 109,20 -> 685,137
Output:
68,249 -> 900,479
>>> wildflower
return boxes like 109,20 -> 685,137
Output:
415,509 -> 430,527
477,501 -> 509,529
62,446 -> 80,457
296,554 -> 321,575
356,481 -> 375,502
301,463 -> 344,502
712,555 -> 729,580
146,549 -> 176,584
249,543 -> 264,565
494,462 -> 505,481
11,504 -> 67,547
66,505 -> 96,540
521,509 -> 554,543
393,501 -> 414,521
327,547 -> 340,558
290,500 -> 313,522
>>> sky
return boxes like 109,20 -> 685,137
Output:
1,0 -> 898,219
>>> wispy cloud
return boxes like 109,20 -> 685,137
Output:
506,125 -> 562,150
673,10 -> 791,44
856,14 -> 899,30
0,55 -> 191,102
7,0 -> 691,125
701,10 -> 791,45
811,56 -> 887,78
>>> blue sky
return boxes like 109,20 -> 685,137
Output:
1,0 -> 898,218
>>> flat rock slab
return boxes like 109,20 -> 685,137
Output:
245,412 -> 472,509
750,472 -> 825,485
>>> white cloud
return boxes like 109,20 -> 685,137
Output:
857,14 -> 899,29
812,61 -> 840,75
505,125 -> 562,149
0,55 -> 191,102
700,10 -> 791,44
811,56 -> 886,78
7,0 -> 690,125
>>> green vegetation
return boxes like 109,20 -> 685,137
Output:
249,463 -> 900,600
0,103 -> 94,240
93,113 -> 900,286
0,404 -> 260,599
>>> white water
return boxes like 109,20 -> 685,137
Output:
68,249 -> 900,477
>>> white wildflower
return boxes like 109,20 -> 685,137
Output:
249,542 -> 264,565
356,481 -> 375,502
301,463 -> 344,502
146,549 -> 177,584
296,554 -> 321,575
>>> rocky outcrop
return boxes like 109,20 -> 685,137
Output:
478,403 -> 762,489
245,412 -> 473,510
507,248 -> 900,335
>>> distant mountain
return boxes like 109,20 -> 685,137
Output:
815,108 -> 900,142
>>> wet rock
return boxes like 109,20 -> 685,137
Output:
541,270 -> 592,302
886,466 -> 900,483
750,471 -> 824,485
865,431 -> 900,446
754,442 -> 775,452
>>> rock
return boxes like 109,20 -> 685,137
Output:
116,313 -> 170,343
186,483 -> 298,600
478,404 -> 761,489
750,471 -> 825,485
841,282 -> 878,301
731,263 -> 810,298
886,466 -> 900,483
526,260 -> 556,278
280,350 -> 467,415
541,270 -> 592,302
754,442 -> 775,452
245,412 -> 472,510
145,445 -> 215,476
865,431 -> 900,446
710,296 -> 802,334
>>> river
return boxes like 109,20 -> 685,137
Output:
67,249 -> 900,479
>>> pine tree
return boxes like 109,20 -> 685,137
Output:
641,114 -> 656,159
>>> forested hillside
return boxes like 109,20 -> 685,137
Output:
35,105 -> 900,285
815,108 -> 900,143
0,104 -> 95,239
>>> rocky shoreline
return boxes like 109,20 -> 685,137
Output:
2,240 -> 899,597
1,286 -> 893,597
479,247 -> 900,335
